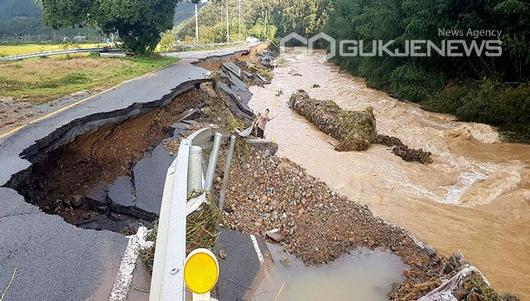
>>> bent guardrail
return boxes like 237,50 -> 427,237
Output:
0,47 -> 122,61
150,127 -> 234,301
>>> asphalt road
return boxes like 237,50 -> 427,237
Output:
0,45 -> 253,301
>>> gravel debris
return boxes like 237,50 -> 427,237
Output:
224,148 -> 446,299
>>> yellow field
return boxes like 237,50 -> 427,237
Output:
0,43 -> 107,57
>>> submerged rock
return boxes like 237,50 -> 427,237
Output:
289,89 -> 377,151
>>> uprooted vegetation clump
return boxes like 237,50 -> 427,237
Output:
289,89 -> 377,151
186,197 -> 223,252
139,197 -> 222,274
375,134 -> 433,164
288,90 -> 433,164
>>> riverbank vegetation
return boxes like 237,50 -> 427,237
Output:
323,0 -> 530,141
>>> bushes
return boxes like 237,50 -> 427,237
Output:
422,84 -> 468,114
422,80 -> 530,141
457,81 -> 507,124
389,64 -> 444,102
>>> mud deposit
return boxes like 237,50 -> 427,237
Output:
249,48 -> 530,298
6,88 -> 207,233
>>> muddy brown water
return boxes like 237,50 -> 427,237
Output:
253,245 -> 406,301
249,48 -> 530,299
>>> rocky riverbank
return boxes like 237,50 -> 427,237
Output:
222,147 -> 517,300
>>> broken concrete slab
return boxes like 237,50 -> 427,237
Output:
86,183 -> 108,206
215,229 -> 264,301
171,122 -> 190,138
133,143 -> 175,214
108,176 -> 136,208
223,62 -> 242,78
221,64 -> 252,101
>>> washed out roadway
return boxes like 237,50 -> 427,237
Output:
0,45 -> 253,301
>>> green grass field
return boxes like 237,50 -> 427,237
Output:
0,43 -> 107,57
0,55 -> 179,103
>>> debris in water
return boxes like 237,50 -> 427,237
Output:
375,134 -> 433,164
289,89 -> 377,151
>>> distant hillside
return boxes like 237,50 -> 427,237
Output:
0,0 -> 201,40
0,0 -> 98,39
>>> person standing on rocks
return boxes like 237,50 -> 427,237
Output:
255,109 -> 274,139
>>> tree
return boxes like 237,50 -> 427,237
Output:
41,0 -> 181,53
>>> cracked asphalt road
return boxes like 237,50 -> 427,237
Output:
0,45 -> 254,300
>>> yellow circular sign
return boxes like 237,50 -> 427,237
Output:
183,249 -> 219,294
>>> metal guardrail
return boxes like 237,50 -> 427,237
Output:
0,47 -> 122,61
150,127 -> 230,301
172,41 -> 243,50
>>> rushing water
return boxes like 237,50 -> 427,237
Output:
249,48 -> 530,299
253,245 -> 405,301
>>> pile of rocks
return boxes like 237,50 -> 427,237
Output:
224,148 -> 447,299
288,89 -> 377,151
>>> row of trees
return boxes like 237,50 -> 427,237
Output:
172,0 -> 331,45
0,0 -> 99,38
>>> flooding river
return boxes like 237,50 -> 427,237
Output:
249,48 -> 530,299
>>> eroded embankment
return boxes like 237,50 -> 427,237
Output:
5,85 -> 210,233
3,45 -> 268,235
224,149 -> 441,299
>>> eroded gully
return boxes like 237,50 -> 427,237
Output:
249,48 -> 530,299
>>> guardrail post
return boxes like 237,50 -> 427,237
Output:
219,135 -> 236,210
188,146 -> 203,196
204,132 -> 223,192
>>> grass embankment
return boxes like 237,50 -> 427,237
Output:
0,55 -> 179,104
0,43 -> 106,57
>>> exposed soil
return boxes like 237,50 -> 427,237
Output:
196,43 -> 272,87
0,97 -> 35,130
196,53 -> 246,71
6,88 -> 206,232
